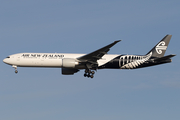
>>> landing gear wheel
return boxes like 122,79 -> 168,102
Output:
85,69 -> 89,73
84,69 -> 95,78
87,74 -> 91,78
90,75 -> 94,78
84,73 -> 87,77
12,65 -> 18,74
91,71 -> 95,74
15,70 -> 18,74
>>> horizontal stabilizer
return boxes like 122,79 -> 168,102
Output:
153,54 -> 176,61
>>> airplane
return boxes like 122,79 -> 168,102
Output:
3,35 -> 176,78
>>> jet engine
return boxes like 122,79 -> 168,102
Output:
61,58 -> 80,75
62,58 -> 79,68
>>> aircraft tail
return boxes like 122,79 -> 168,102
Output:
146,35 -> 172,58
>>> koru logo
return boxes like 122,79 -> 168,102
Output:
155,41 -> 167,54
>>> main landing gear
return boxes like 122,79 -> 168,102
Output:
12,65 -> 18,74
84,69 -> 95,78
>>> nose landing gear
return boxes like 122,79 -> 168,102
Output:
12,65 -> 18,74
84,69 -> 95,78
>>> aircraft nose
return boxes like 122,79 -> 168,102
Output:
3,58 -> 8,64
3,58 -> 7,63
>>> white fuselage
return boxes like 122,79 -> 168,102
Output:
3,36 -> 174,78
3,53 -> 119,68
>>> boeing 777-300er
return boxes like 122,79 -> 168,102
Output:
3,35 -> 176,78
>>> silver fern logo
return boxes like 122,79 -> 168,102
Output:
156,41 -> 167,54
120,52 -> 152,69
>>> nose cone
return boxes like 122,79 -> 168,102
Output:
3,58 -> 9,64
3,58 -> 7,63
3,58 -> 6,63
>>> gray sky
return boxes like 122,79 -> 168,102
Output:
1,0 -> 180,120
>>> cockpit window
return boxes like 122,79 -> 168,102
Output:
6,56 -> 10,58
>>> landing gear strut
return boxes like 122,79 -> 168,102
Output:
12,65 -> 18,74
84,69 -> 95,78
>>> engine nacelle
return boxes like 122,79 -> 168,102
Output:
61,68 -> 79,75
62,58 -> 79,68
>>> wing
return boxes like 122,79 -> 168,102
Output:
77,40 -> 121,63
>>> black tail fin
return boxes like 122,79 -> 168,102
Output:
146,35 -> 172,58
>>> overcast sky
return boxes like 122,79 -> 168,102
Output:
0,0 -> 180,120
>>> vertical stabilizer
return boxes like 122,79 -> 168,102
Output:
146,35 -> 172,58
